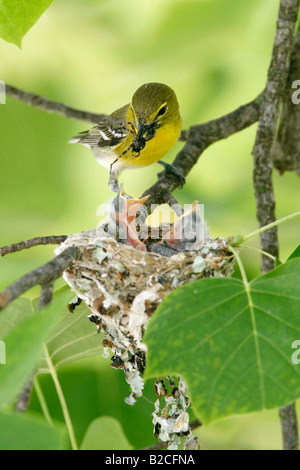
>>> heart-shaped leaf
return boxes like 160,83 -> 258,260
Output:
144,258 -> 300,423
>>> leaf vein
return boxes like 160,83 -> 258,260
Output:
156,290 -> 246,337
53,346 -> 101,369
251,288 -> 300,301
253,303 -> 300,334
49,332 -> 97,360
257,333 -> 300,378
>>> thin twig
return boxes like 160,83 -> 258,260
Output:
0,246 -> 80,311
0,235 -> 68,257
5,84 -> 107,124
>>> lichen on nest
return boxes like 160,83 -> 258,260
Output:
55,228 -> 233,370
54,197 -> 234,449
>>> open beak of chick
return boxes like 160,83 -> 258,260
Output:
162,201 -> 200,246
112,186 -> 150,251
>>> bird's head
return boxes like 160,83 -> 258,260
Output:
129,83 -> 181,154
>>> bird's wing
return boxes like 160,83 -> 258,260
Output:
69,104 -> 130,148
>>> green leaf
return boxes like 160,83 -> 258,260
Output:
144,258 -> 300,423
38,290 -> 102,373
287,245 -> 300,261
0,410 -> 67,450
0,285 -> 101,410
0,0 -> 53,47
0,296 -> 34,338
0,289 -> 69,407
80,416 -> 133,450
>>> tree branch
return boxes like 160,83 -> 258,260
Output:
14,371 -> 36,413
0,246 -> 80,311
0,235 -> 68,257
3,81 -> 266,220
2,3 -> 298,451
142,93 -> 263,210
2,21 -> 299,446
279,403 -> 299,450
5,84 -> 107,124
252,0 -> 299,274
0,88 -> 264,304
38,280 -> 55,309
272,21 -> 300,176
251,0 -> 300,451
5,82 -> 263,213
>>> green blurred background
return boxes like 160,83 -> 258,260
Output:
0,0 -> 299,450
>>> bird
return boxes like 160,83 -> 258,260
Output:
110,186 -> 150,251
151,201 -> 211,256
69,82 -> 184,192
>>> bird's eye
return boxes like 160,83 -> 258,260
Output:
156,104 -> 167,118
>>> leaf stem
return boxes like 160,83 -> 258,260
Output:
241,211 -> 300,244
240,244 -> 277,262
229,245 -> 249,286
43,345 -> 78,450
228,244 -> 266,407
34,376 -> 53,426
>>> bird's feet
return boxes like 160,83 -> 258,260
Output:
157,161 -> 186,188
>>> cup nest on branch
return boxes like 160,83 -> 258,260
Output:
55,193 -> 234,449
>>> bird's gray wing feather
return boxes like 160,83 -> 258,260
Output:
69,109 -> 129,148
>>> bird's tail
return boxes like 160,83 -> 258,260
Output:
68,130 -> 89,144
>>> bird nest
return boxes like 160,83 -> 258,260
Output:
55,199 -> 234,449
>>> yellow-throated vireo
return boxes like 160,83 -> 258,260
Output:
70,83 -> 183,192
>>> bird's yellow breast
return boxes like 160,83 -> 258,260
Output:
116,118 -> 182,169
